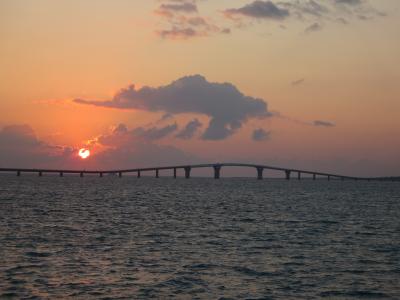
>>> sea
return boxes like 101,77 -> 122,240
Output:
0,175 -> 399,299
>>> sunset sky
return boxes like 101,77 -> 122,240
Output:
1,0 -> 399,176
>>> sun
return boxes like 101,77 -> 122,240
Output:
78,148 -> 90,159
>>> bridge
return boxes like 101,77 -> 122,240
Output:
0,163 -> 397,181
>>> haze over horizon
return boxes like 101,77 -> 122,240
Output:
1,0 -> 399,176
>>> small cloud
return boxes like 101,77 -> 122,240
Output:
305,22 -> 322,33
334,0 -> 362,6
314,120 -> 335,127
224,1 -> 290,20
336,17 -> 348,24
292,78 -> 305,86
252,128 -> 271,141
158,27 -> 200,39
159,2 -> 198,14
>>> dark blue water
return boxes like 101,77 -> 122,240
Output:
0,175 -> 399,299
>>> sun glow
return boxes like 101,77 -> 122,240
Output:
78,148 -> 90,159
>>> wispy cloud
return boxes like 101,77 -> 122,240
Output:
291,78 -> 305,86
313,120 -> 335,127
155,0 -> 230,39
252,128 -> 271,141
223,0 -> 385,33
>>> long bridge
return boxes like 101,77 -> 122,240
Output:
0,163 -> 397,181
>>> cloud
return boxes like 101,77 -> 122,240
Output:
158,26 -> 203,40
132,123 -> 178,141
314,120 -> 335,127
0,124 -> 41,147
93,142 -> 196,169
224,0 -> 384,31
75,75 -> 271,140
334,0 -> 362,5
305,22 -> 323,33
159,2 -> 198,14
252,128 -> 271,141
97,123 -> 178,146
155,0 -> 230,39
90,123 -> 198,169
273,113 -> 337,128
292,78 -> 305,86
0,125 -> 76,168
224,1 -> 290,20
176,119 -> 202,139
0,124 -> 198,169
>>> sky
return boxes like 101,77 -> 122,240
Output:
1,0 -> 399,176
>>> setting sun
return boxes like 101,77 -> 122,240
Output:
78,148 -> 90,159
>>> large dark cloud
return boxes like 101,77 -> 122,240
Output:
75,75 -> 271,140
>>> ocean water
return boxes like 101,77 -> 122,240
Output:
0,175 -> 399,299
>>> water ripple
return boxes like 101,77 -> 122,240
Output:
0,176 -> 399,299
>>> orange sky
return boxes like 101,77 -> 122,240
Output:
0,0 -> 399,176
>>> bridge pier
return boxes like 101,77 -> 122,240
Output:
313,174 -> 316,180
298,172 -> 301,180
214,165 -> 221,179
119,172 -> 122,178
137,170 -> 141,178
80,172 -> 84,177
39,171 -> 42,177
185,167 -> 191,179
173,168 -> 177,179
100,172 -> 103,177
328,175 -> 331,181
156,169 -> 159,178
257,167 -> 264,180
285,170 -> 291,180
17,171 -> 20,177
60,172 -> 63,177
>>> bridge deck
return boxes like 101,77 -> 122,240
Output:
0,163 -> 398,181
